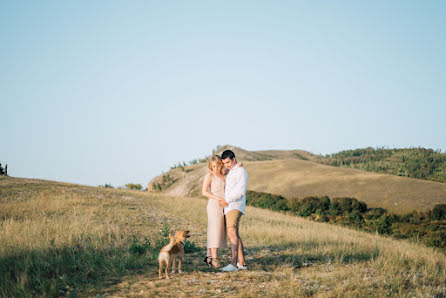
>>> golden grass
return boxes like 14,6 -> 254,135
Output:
1,176 -> 445,297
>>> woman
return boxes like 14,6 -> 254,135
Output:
201,155 -> 227,268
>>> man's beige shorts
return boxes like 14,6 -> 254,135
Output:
225,210 -> 243,229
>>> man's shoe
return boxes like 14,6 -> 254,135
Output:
237,262 -> 248,270
220,264 -> 239,272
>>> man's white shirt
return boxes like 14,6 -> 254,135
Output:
224,163 -> 248,215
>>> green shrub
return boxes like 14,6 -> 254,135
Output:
125,183 -> 143,191
129,221 -> 200,256
129,236 -> 151,254
155,220 -> 171,249
423,231 -> 446,248
329,200 -> 341,216
184,240 -> 200,253
349,210 -> 364,224
272,198 -> 290,211
373,215 -> 393,235
430,204 -> 446,220
331,197 -> 365,214
171,162 -> 186,171
364,208 -> 386,220
152,175 -> 175,192
297,196 -> 329,217
288,197 -> 301,213
246,190 -> 288,211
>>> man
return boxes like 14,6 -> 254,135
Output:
220,149 -> 248,272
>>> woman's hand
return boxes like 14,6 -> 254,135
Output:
218,199 -> 228,207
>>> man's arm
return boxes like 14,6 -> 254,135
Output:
225,169 -> 246,203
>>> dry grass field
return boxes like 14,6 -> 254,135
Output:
1,176 -> 446,297
152,146 -> 446,214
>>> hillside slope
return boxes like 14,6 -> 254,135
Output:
1,176 -> 445,296
148,146 -> 446,214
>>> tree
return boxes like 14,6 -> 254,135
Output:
297,197 -> 329,217
349,210 -> 364,224
126,183 -> 143,191
288,197 -> 301,213
374,214 -> 393,234
431,204 -> 446,220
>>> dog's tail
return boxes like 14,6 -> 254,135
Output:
161,234 -> 175,252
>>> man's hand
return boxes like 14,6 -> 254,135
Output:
219,199 -> 228,207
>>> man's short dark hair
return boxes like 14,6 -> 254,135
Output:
221,150 -> 236,160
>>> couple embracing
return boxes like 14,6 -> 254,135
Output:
202,150 -> 248,272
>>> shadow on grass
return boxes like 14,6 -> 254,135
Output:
0,239 -> 381,297
0,242 -> 162,297
177,240 -> 381,275
1,237 -> 210,297
244,242 -> 380,271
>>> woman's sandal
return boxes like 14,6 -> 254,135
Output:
209,258 -> 219,268
203,256 -> 212,265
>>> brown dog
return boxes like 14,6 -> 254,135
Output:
158,230 -> 190,279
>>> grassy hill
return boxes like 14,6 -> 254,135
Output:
148,145 -> 446,214
1,176 -> 445,296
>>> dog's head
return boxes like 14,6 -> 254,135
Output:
174,230 -> 190,242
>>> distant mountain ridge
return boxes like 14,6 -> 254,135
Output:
147,145 -> 446,214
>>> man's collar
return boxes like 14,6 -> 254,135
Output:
231,163 -> 239,170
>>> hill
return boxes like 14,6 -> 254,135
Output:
1,176 -> 445,296
322,147 -> 446,183
148,145 -> 446,214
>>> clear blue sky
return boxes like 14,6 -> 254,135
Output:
1,1 -> 445,187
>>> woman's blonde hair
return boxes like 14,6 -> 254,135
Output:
208,155 -> 225,175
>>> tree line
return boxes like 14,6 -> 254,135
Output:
320,147 -> 446,183
246,190 -> 446,252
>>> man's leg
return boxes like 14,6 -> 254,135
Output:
237,233 -> 246,266
227,226 -> 239,267
234,211 -> 245,266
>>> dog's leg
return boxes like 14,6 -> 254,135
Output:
165,258 -> 171,280
158,261 -> 163,279
171,256 -> 176,274
178,257 -> 182,274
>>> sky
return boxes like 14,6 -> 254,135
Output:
1,1 -> 445,187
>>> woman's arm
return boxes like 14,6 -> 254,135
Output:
201,174 -> 214,199
202,174 -> 227,206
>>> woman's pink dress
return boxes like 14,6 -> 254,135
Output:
206,173 -> 226,249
